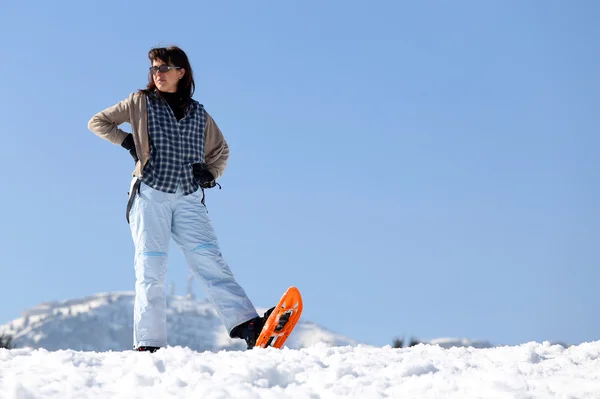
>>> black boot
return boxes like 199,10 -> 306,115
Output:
136,346 -> 161,353
231,307 -> 275,349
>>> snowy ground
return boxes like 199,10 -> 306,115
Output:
1,341 -> 599,398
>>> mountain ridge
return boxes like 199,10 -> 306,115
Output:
0,291 -> 359,352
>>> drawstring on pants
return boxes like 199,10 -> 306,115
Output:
200,182 -> 221,209
126,178 -> 142,224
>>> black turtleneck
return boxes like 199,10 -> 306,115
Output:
159,91 -> 186,121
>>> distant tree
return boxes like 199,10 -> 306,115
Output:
0,333 -> 12,349
186,275 -> 196,300
392,336 -> 421,348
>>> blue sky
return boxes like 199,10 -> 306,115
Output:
1,0 -> 598,348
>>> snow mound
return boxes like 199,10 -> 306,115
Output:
1,341 -> 599,398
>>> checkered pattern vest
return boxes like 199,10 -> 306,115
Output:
142,91 -> 207,195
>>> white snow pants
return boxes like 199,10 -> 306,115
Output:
128,180 -> 258,348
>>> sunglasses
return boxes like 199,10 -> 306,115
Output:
149,65 -> 181,75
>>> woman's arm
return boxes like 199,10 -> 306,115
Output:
88,97 -> 131,145
203,112 -> 230,180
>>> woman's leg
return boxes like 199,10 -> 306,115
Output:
129,182 -> 173,349
171,188 -> 258,336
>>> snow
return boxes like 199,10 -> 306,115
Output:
1,341 -> 600,398
428,337 -> 494,349
2,292 -> 597,397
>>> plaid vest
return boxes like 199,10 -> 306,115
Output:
141,91 -> 207,195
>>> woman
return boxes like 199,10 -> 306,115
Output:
88,46 -> 266,352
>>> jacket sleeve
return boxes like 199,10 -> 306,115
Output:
204,111 -> 230,180
87,96 -> 131,145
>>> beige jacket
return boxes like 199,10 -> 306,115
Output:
87,92 -> 229,180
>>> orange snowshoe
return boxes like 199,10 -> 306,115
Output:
255,286 -> 303,349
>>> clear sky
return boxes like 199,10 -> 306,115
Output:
1,0 -> 598,348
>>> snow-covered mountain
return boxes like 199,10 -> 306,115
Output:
427,337 -> 494,349
0,292 -> 359,352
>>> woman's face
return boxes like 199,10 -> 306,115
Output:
151,59 -> 185,93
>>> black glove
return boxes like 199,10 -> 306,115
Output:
121,134 -> 138,162
192,163 -> 217,189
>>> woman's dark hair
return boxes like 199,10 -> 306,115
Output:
140,46 -> 195,107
